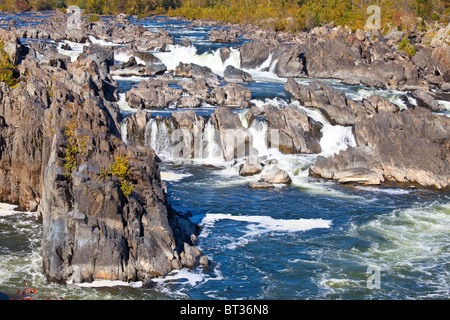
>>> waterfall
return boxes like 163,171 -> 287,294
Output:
121,117 -> 128,144
201,119 -> 224,164
153,45 -> 241,76
145,118 -> 174,160
291,101 -> 357,157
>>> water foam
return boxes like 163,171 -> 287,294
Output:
200,213 -> 332,247
316,201 -> 450,299
153,44 -> 240,76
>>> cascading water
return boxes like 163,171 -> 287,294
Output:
2,13 -> 449,301
144,118 -> 174,160
153,44 -> 241,76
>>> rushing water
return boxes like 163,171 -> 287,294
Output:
0,13 -> 449,301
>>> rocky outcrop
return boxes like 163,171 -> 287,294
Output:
111,49 -> 168,78
262,104 -> 322,154
209,28 -> 240,43
175,62 -> 220,87
13,12 -> 174,51
125,77 -> 252,109
210,107 -> 251,162
239,41 -> 307,78
171,110 -> 206,159
309,103 -> 450,189
284,79 -> 358,126
126,79 -> 182,109
223,65 -> 253,84
0,33 -> 204,285
211,83 -> 252,107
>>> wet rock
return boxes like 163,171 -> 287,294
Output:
111,50 -> 167,77
182,38 -> 192,47
171,110 -> 205,158
125,79 -> 182,109
210,107 -> 251,161
175,62 -> 220,86
285,79 -> 357,126
211,83 -> 252,107
273,47 -> 307,78
260,166 -> 292,184
223,65 -> 253,84
239,157 -> 263,176
310,107 -> 450,189
263,104 -> 322,154
249,181 -> 274,189
240,41 -> 272,69
411,90 -> 446,112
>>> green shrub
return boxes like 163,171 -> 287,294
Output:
64,120 -> 88,178
88,14 -> 101,22
398,36 -> 416,57
0,41 -> 17,87
100,154 -> 134,197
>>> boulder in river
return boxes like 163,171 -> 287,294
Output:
260,166 -> 292,184
223,65 -> 253,84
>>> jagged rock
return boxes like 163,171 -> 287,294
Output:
210,107 -> 251,161
263,104 -> 322,154
171,110 -> 205,159
125,79 -> 182,109
260,166 -> 292,184
249,181 -> 274,189
175,62 -> 220,86
125,109 -> 152,146
209,28 -> 239,43
111,50 -> 167,77
211,83 -> 252,107
411,90 -> 446,112
310,107 -> 450,189
273,46 -> 307,78
223,65 -> 253,84
240,41 -> 272,69
284,79 -> 357,126
239,157 -> 263,176
0,35 -> 202,285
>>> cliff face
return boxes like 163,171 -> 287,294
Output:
0,31 -> 205,284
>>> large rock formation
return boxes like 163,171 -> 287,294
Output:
0,30 -> 205,285
262,104 -> 322,154
283,80 -> 450,189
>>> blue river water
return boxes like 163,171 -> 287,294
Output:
0,13 -> 449,300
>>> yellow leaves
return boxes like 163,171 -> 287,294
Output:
100,154 -> 134,198
64,120 -> 88,179
0,40 -> 17,87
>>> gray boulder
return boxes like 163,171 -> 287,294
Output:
260,166 -> 292,184
223,65 -> 253,84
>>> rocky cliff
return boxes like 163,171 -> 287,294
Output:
0,27 -> 205,285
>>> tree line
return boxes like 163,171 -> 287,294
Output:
0,0 -> 448,31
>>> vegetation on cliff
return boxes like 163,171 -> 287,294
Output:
0,0 -> 448,31
0,41 -> 17,87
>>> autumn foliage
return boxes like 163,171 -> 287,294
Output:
0,0 -> 449,31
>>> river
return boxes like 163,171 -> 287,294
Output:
0,13 -> 449,300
